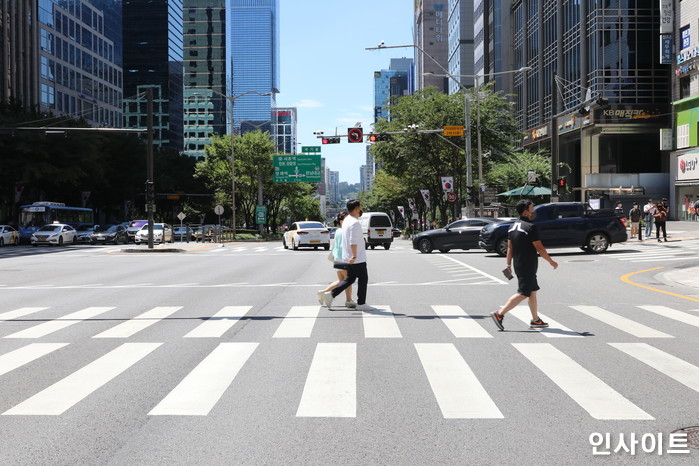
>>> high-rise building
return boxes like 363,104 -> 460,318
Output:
227,0 -> 279,135
0,1 -> 39,109
360,147 -> 375,192
473,0 -> 515,96
273,107 -> 296,154
447,0 -> 475,93
25,0 -> 123,126
414,0 -> 449,93
183,0 -> 227,159
326,170 -> 339,206
122,0 -> 184,151
374,58 -> 412,122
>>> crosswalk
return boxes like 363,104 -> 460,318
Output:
1,303 -> 698,420
605,239 -> 699,262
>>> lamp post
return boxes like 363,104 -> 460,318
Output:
188,88 -> 271,238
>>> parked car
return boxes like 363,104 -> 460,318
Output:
0,225 -> 20,246
478,202 -> 628,256
90,224 -> 128,244
392,227 -> 401,238
126,220 -> 148,242
75,225 -> 96,243
359,212 -> 393,250
412,218 -> 505,253
134,223 -> 174,244
283,221 -> 330,250
30,223 -> 77,246
173,225 -> 195,241
327,227 -> 339,239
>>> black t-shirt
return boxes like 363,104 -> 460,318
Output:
508,216 -> 540,274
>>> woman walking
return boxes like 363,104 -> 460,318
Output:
317,212 -> 356,308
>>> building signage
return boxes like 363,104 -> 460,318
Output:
677,151 -> 699,181
522,122 -> 551,145
557,113 -> 593,136
273,154 -> 322,183
660,35 -> 673,65
594,105 -> 670,125
678,46 -> 699,65
659,0 -> 673,34
681,26 -> 691,50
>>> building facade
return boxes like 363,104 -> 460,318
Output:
0,1 -> 40,109
360,147 -> 375,193
272,107 -> 296,154
326,169 -> 339,206
122,0 -> 184,151
414,0 -> 450,92
474,0 -> 515,96
183,0 -> 227,159
373,58 -> 412,122
447,0 -> 475,93
227,0 -> 279,135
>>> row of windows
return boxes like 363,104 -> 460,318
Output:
41,55 -> 121,107
53,9 -> 113,62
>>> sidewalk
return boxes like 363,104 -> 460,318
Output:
624,219 -> 699,242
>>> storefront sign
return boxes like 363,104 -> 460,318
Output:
660,0 -> 673,34
678,46 -> 699,65
522,122 -> 551,146
557,113 -> 593,135
681,25 -> 691,50
594,105 -> 670,125
660,34 -> 673,64
678,151 -> 699,181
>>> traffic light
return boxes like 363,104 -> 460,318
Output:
467,186 -> 478,205
321,137 -> 340,144
145,181 -> 155,202
368,133 -> 391,142
347,127 -> 363,143
557,177 -> 567,190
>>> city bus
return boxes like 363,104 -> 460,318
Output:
18,202 -> 94,241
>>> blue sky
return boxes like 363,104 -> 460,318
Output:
276,1 -> 414,184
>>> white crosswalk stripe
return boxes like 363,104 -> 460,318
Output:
637,305 -> 699,329
0,307 -> 48,321
273,306 -> 320,338
508,306 -> 583,338
183,306 -> 252,338
362,305 -> 402,338
431,305 -> 492,338
3,307 -> 115,339
296,343 -> 356,417
609,343 -> 699,393
93,306 -> 182,339
570,305 -> 673,338
0,343 -> 68,377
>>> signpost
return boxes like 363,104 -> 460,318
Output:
177,212 -> 186,243
273,154 -> 322,183
255,206 -> 267,225
214,205 -> 224,243
443,125 -> 465,137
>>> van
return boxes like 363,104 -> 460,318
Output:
359,212 -> 393,250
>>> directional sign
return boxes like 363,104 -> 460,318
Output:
273,154 -> 322,183
443,125 -> 465,137
301,146 -> 321,153
255,205 -> 267,225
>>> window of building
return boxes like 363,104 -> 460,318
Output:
677,124 -> 690,149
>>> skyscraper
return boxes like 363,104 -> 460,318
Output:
447,0 -> 475,93
374,58 -> 412,122
273,107 -> 296,154
227,0 -> 279,135
0,1 -> 39,109
414,0 -> 449,93
122,0 -> 184,151
473,0 -> 514,96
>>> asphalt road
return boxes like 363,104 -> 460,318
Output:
0,234 -> 698,465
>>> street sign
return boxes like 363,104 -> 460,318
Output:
177,212 -> 186,221
273,154 -> 322,183
214,205 -> 224,215
443,125 -> 465,137
447,192 -> 457,202
255,205 -> 267,225
301,146 -> 321,153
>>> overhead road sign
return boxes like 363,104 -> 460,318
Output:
443,125 -> 465,136
274,154 -> 322,183
301,146 -> 321,153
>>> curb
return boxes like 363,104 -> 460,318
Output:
120,248 -> 185,253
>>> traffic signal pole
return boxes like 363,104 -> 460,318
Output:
146,88 -> 154,249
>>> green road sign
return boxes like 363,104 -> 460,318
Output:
273,154 -> 322,183
301,146 -> 321,153
255,205 -> 267,225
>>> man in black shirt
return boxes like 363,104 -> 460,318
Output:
490,199 -> 558,330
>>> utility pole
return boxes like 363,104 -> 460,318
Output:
146,88 -> 155,249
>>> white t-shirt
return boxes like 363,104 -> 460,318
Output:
341,215 -> 367,263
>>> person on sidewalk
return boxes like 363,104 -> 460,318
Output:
628,202 -> 642,240
317,212 -> 355,308
321,199 -> 373,311
643,199 -> 656,239
654,200 -> 668,242
490,199 -> 559,331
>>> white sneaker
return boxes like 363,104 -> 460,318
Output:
321,292 -> 334,308
356,303 -> 375,312
316,290 -> 325,305
345,300 -> 357,308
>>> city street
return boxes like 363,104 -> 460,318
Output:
1,228 -> 698,464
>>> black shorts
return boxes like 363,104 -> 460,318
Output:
516,274 -> 540,297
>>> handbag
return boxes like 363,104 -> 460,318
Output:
327,252 -> 334,262
333,260 -> 349,270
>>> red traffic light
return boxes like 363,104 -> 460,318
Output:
368,133 -> 390,142
322,137 -> 340,144
347,127 -> 363,143
557,177 -> 566,188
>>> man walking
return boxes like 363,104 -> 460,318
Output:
628,202 -> 642,240
490,199 -> 558,331
322,199 -> 373,311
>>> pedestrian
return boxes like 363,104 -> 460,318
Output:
654,200 -> 668,242
643,199 -> 656,239
317,212 -> 355,308
321,199 -> 373,311
694,198 -> 699,222
614,201 -> 624,217
490,199 -> 559,331
628,202 -> 642,240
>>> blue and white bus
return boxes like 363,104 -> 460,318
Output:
18,202 -> 94,241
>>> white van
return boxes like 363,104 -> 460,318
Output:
359,212 -> 393,250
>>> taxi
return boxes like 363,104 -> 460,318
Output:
283,221 -> 330,250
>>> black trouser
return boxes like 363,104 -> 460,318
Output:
655,221 -> 667,240
332,262 -> 368,305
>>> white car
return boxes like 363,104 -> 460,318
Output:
0,225 -> 20,246
30,224 -> 77,246
134,223 -> 174,244
283,221 -> 330,250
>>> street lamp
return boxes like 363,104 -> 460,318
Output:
188,88 -> 271,238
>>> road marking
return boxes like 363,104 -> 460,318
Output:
296,343 -> 356,418
362,305 -> 402,338
570,306 -> 673,338
431,305 -> 492,338
621,268 -> 699,303
273,306 -> 320,338
415,343 -> 503,419
610,343 -> 699,393
439,255 -> 508,284
149,343 -> 258,416
93,306 -> 182,338
183,306 -> 252,338
637,305 -> 699,329
508,307 -> 583,338
3,343 -> 160,415
3,307 -> 115,339
0,307 -> 48,321
0,343 -> 68,377
513,343 -> 653,420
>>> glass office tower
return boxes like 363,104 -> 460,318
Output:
122,0 -> 184,151
226,0 -> 279,135
374,59 -> 412,123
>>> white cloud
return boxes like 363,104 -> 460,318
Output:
294,98 -> 323,108
358,105 -> 373,112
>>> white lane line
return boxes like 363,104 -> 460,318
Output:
184,306 -> 252,338
439,255 -> 508,284
513,343 -> 653,420
296,343 -> 356,418
273,306 -> 320,338
149,342 -> 258,416
93,306 -> 182,338
508,307 -> 583,338
362,305 -> 402,338
431,305 -> 492,338
637,305 -> 699,329
0,343 -> 68,377
610,343 -> 699,393
3,343 -> 161,415
629,256 -> 699,262
254,247 -> 268,252
415,343 -> 503,419
0,307 -> 48,321
3,307 -> 115,339
570,306 -> 673,338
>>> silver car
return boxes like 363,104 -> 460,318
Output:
30,224 -> 77,246
134,223 -> 174,244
